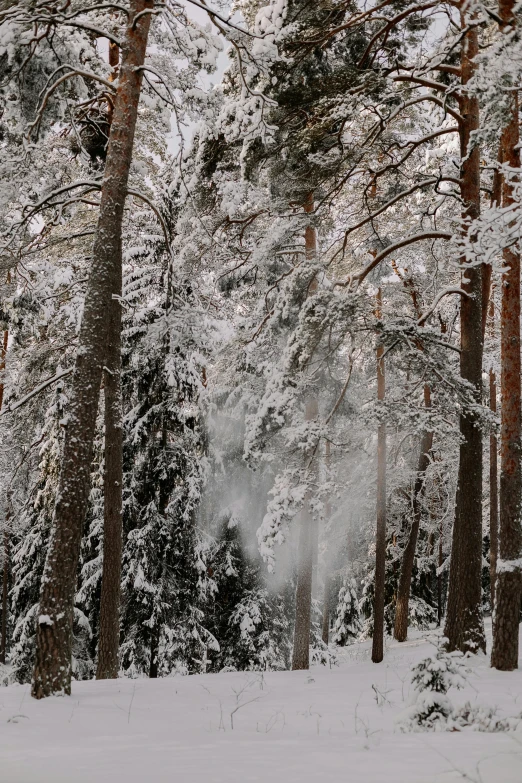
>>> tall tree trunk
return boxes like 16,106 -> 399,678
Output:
483,162 -> 502,616
491,0 -> 521,671
96,283 -> 123,679
32,0 -> 154,699
444,7 -> 486,654
96,35 -> 123,682
372,287 -> 386,664
149,631 -> 158,678
292,193 -> 318,671
437,521 -> 443,625
0,329 -> 7,412
394,386 -> 433,642
489,321 -> 499,615
0,330 -> 9,664
321,440 -> 332,645
1,525 -> 9,664
321,575 -> 330,645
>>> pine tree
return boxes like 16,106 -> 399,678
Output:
333,578 -> 361,646
32,0 -> 155,698
119,266 -> 213,677
207,518 -> 292,672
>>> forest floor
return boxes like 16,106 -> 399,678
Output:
1,621 -> 522,782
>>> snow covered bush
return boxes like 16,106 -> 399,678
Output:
450,703 -> 522,733
333,578 -> 361,646
398,645 -> 522,733
397,645 -> 469,731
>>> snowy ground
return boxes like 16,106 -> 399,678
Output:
2,623 -> 522,783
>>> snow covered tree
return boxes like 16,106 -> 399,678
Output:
333,577 -> 361,646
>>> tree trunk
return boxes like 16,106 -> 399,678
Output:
292,193 -> 318,671
394,387 -> 433,642
149,631 -> 158,678
96,34 -> 123,683
0,329 -> 7,412
489,349 -> 499,615
321,575 -> 330,645
292,489 -> 315,669
0,526 -> 9,664
443,8 -> 486,654
437,522 -> 443,625
321,440 -> 332,646
0,330 -> 8,664
484,157 -> 502,617
372,287 -> 386,664
96,287 -> 123,679
491,0 -> 521,671
32,0 -> 154,699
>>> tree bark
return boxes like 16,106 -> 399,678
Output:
0,329 -> 7,412
394,386 -> 433,642
32,0 -> 154,699
0,330 -> 9,664
437,521 -> 443,625
96,33 -> 123,682
0,526 -> 9,664
321,575 -> 330,645
96,279 -> 123,679
321,440 -> 332,646
489,334 -> 499,615
292,193 -> 318,671
443,7 -> 486,654
491,0 -> 522,671
372,287 -> 386,664
149,631 -> 158,678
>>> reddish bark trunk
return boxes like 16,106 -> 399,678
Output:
491,0 -> 522,671
32,0 -> 154,699
444,8 -> 486,654
372,287 -> 386,664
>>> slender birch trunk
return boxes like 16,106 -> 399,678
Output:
444,6 -> 486,654
372,287 -> 386,664
292,193 -> 319,671
32,0 -> 154,699
491,0 -> 522,671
